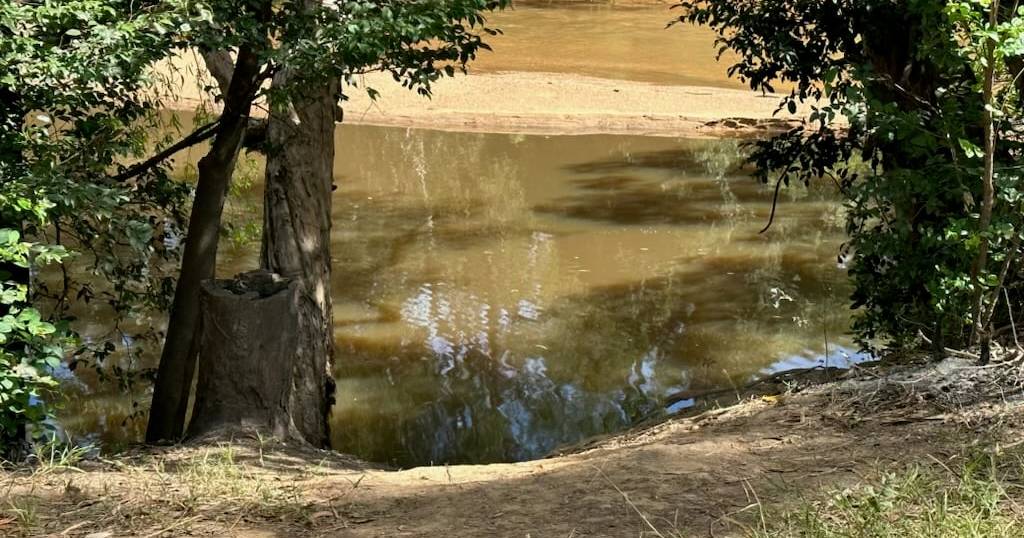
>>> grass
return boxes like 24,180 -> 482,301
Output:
1,443 -> 313,537
4,496 -> 39,533
28,438 -> 92,475
173,444 -> 307,518
748,448 -> 1024,538
602,444 -> 1024,538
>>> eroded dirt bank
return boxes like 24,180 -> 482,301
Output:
5,356 -> 1023,537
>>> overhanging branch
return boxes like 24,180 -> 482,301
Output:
759,161 -> 797,234
114,120 -> 220,182
201,49 -> 234,97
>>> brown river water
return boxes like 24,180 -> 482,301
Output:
61,124 -> 861,467
57,6 -> 859,467
476,3 -> 744,88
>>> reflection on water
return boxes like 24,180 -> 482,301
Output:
325,125 -> 856,466
61,124 -> 861,467
476,4 -> 743,88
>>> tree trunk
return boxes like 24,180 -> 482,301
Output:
146,44 -> 265,443
261,73 -> 339,447
186,271 -> 299,440
972,0 -> 1000,363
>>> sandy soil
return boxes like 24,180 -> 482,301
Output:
338,71 -> 806,137
162,54 -> 810,138
5,356 -> 1023,537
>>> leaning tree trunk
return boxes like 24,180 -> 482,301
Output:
146,44 -> 264,443
261,73 -> 339,447
968,1 -> 1000,366
186,271 -> 299,439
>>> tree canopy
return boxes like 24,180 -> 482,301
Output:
0,0 -> 191,453
678,0 -> 1024,355
1,0 -> 509,449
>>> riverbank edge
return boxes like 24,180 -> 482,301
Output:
4,351 -> 1023,537
162,68 -> 818,138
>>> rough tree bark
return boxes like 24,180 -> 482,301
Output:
261,71 -> 339,447
146,43 -> 265,443
186,271 -> 299,440
186,48 -> 340,446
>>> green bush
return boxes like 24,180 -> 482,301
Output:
677,0 -> 1024,352
0,1 -> 189,454
0,224 -> 68,454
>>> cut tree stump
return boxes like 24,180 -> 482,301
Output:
186,270 -> 300,440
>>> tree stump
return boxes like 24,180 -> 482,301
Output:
186,270 -> 300,440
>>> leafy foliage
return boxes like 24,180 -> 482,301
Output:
2,0 -> 512,447
0,222 -> 68,452
677,0 -> 1024,351
1,0 -> 191,452
181,0 -> 509,105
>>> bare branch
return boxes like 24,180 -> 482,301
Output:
759,161 -> 797,234
201,49 -> 235,97
113,120 -> 220,182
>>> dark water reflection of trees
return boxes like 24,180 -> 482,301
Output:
60,125 -> 857,466
325,126 -> 857,467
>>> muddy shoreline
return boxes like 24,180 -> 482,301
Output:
164,60 -> 811,138
6,355 -> 1023,537
340,72 -> 804,137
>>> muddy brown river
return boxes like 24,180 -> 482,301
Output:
57,5 -> 858,467
476,3 -> 743,88
61,124 -> 862,467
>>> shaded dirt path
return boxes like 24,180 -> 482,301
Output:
6,358 -> 1021,537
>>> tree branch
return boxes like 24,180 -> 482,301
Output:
113,120 -> 220,182
759,161 -> 797,234
201,49 -> 235,97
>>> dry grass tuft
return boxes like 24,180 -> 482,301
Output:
0,443 -> 320,537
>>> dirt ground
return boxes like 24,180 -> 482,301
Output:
160,56 -> 811,138
334,71 -> 808,137
4,355 -> 1024,538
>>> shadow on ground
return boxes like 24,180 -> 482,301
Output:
8,374 -> 1010,538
